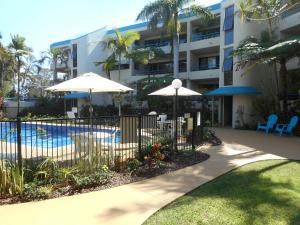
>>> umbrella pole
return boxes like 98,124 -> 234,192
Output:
89,89 -> 93,134
118,92 -> 121,116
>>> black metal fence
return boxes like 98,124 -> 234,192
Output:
0,113 -> 202,170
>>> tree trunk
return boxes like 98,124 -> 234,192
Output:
17,59 -> 21,116
279,58 -> 288,122
118,55 -> 121,81
173,35 -> 179,79
267,19 -> 280,113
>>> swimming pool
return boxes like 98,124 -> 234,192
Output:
0,122 -> 121,148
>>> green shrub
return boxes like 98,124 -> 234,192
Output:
71,166 -> 113,189
23,183 -> 53,199
127,159 -> 142,173
80,105 -> 118,117
20,97 -> 64,117
34,158 -> 59,184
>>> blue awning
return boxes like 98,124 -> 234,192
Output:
64,92 -> 89,99
205,86 -> 261,96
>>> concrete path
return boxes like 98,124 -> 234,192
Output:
1,128 -> 300,225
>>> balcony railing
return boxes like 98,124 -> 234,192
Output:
135,66 -> 187,76
191,64 -> 219,72
136,38 -> 187,48
191,32 -> 220,42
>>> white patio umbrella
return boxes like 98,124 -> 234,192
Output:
148,79 -> 201,153
46,72 -> 133,119
148,84 -> 202,96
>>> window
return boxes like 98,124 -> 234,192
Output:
224,71 -> 233,86
223,47 -> 233,72
72,44 -> 77,68
225,30 -> 234,45
224,5 -> 234,45
198,56 -> 219,70
223,16 -> 234,31
223,47 -> 233,86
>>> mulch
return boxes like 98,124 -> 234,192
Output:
0,151 -> 209,205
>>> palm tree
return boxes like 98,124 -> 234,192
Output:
8,34 -> 32,116
238,0 -> 300,102
137,0 -> 213,79
103,29 -> 140,81
95,54 -> 117,80
0,37 -> 14,89
239,0 -> 299,37
233,36 -> 300,121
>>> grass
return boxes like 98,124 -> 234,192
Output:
143,160 -> 300,225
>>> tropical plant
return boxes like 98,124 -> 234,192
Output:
136,76 -> 173,111
23,183 -> 53,199
71,166 -> 113,189
102,29 -> 140,81
95,54 -> 117,80
8,34 -> 32,116
0,37 -> 14,92
239,0 -> 299,36
137,0 -> 213,78
238,0 -> 300,102
233,36 -> 300,121
34,158 -> 59,184
100,29 -> 140,115
0,161 -> 24,195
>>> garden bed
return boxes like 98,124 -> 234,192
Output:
0,150 -> 209,205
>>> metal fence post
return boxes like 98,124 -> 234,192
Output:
192,112 -> 196,151
16,116 -> 23,171
138,114 -> 142,160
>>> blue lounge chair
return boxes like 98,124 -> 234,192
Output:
275,116 -> 299,136
257,114 -> 278,134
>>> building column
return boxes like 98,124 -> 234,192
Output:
187,21 -> 191,43
186,50 -> 192,88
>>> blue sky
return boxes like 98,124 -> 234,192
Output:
0,0 -> 220,57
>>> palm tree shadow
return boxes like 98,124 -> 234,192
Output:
166,160 -> 300,225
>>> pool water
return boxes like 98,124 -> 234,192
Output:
0,122 -> 121,148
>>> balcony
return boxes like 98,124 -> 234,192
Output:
136,37 -> 187,49
191,64 -> 219,72
191,31 -> 220,42
134,66 -> 187,76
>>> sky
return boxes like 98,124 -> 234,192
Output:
0,0 -> 220,57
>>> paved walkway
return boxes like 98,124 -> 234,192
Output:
1,128 -> 300,225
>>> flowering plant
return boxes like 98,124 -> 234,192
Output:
143,143 -> 165,169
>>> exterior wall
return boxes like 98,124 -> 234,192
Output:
4,100 -> 36,118
50,1 -> 300,127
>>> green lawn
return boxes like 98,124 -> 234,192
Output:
144,160 -> 300,225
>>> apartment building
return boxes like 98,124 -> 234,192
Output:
50,0 -> 300,128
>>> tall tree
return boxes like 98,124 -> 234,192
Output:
102,29 -> 140,81
95,54 -> 117,80
233,36 -> 300,120
137,0 -> 213,79
238,0 -> 300,102
8,34 -> 32,116
0,36 -> 14,90
101,29 -> 140,115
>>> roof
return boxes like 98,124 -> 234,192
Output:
205,86 -> 261,96
64,92 -> 90,99
51,3 -> 221,48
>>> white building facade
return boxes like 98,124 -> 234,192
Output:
50,1 -> 300,127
